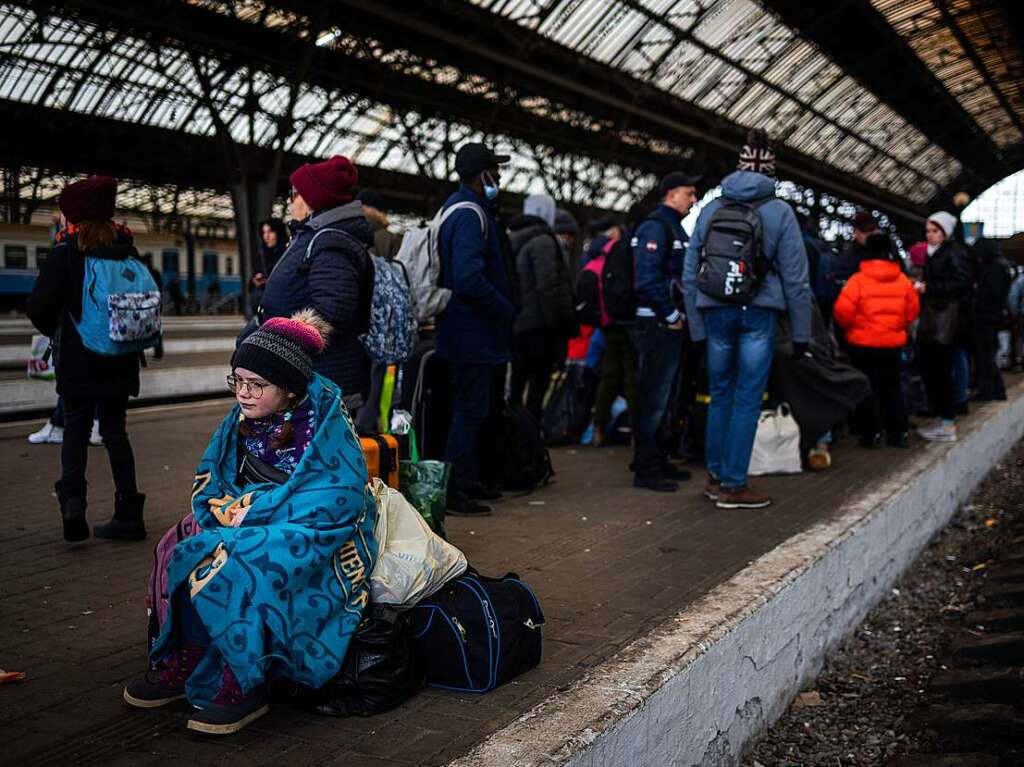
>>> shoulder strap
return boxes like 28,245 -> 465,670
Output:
301,227 -> 365,273
437,201 -> 487,234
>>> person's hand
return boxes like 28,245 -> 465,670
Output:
792,341 -> 811,360
914,281 -> 926,294
667,320 -> 684,331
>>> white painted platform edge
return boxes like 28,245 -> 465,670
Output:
0,364 -> 228,414
447,382 -> 1024,767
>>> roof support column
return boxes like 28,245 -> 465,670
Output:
229,173 -> 275,316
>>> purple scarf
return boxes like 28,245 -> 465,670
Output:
240,397 -> 314,476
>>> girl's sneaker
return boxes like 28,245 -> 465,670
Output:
917,421 -> 958,443
186,665 -> 268,736
123,644 -> 205,709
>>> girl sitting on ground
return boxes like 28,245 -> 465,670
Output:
833,233 -> 920,448
123,309 -> 377,735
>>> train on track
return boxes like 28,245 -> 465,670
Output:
0,223 -> 242,313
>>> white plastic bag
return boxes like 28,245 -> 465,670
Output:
748,404 -> 802,476
368,478 -> 467,606
27,334 -> 55,380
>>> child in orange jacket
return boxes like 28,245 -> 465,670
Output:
834,233 -> 920,448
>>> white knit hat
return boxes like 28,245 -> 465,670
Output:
927,211 -> 957,239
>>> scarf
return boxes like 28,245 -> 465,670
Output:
241,397 -> 315,476
151,374 -> 376,705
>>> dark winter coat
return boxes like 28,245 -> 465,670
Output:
633,203 -> 687,322
27,231 -> 141,399
435,185 -> 514,365
259,202 -> 374,400
921,239 -> 972,346
508,215 -> 576,337
973,241 -> 1012,329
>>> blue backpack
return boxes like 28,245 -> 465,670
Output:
360,255 -> 418,364
74,254 -> 162,356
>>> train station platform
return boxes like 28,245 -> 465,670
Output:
1,381 -> 1023,766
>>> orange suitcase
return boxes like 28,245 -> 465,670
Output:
361,434 -> 400,489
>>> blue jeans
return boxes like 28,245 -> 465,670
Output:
629,317 -> 684,478
445,362 -> 494,495
704,306 -> 777,490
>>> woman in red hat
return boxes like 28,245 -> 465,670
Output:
27,176 -> 148,544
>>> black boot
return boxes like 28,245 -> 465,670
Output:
94,492 -> 147,541
56,485 -> 89,544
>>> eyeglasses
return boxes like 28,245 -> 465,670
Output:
226,374 -> 266,398
288,187 -> 298,201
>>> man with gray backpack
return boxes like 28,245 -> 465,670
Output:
682,129 -> 811,510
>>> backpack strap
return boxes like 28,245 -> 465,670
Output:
436,201 -> 488,235
299,226 -> 366,274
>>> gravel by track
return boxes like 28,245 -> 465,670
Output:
745,439 -> 1024,767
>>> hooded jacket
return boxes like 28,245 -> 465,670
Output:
27,230 -> 142,399
259,201 -> 374,400
683,171 -> 812,342
833,259 -> 919,348
508,215 -> 575,336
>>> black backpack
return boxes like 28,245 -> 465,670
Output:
410,568 -> 544,692
697,197 -> 773,304
479,405 -> 554,492
600,236 -> 636,322
574,266 -> 602,327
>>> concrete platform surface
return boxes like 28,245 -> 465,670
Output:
0,388 -> 1018,766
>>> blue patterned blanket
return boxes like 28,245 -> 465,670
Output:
151,374 -> 376,704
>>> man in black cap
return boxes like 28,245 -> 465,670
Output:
629,171 -> 699,492
435,142 -> 514,516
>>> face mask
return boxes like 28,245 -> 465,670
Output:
481,171 -> 499,201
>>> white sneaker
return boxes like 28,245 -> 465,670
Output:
28,422 -> 63,444
89,420 -> 103,446
917,421 -> 957,443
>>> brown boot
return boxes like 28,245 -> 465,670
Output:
703,476 -> 721,501
716,485 -> 772,509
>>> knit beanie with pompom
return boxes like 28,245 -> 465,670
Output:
231,309 -> 331,395
737,128 -> 776,177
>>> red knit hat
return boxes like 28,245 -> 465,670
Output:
289,155 -> 358,212
58,176 -> 117,224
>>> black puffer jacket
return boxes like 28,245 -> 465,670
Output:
972,239 -> 1012,328
27,231 -> 141,399
259,202 -> 374,400
508,215 -> 575,336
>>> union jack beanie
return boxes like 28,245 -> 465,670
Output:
737,128 -> 776,177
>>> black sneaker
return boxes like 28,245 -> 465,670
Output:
447,494 -> 493,517
633,475 -> 678,493
123,670 -> 187,709
186,686 -> 269,736
467,483 -> 503,502
886,432 -> 910,449
660,464 -> 692,482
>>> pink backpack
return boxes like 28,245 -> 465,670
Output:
146,512 -> 201,650
575,239 -> 615,328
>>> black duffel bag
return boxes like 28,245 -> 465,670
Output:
410,568 -> 544,693
273,604 -> 426,717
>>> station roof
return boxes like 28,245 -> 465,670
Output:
1,0 -> 1021,228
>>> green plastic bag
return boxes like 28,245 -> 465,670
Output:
398,430 -> 450,539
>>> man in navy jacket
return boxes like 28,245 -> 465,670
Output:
630,172 -> 699,492
436,143 -> 514,516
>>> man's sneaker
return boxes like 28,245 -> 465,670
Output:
187,667 -> 268,736
633,474 -> 678,493
447,494 -> 492,517
716,486 -> 772,509
89,420 -> 103,446
917,421 -> 958,443
703,477 -> 721,501
660,463 -> 692,482
28,423 -> 62,444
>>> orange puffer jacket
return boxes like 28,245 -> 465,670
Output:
834,260 -> 920,348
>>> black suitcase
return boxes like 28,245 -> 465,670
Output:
409,346 -> 453,461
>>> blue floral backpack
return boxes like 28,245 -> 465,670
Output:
74,253 -> 162,355
361,255 -> 418,364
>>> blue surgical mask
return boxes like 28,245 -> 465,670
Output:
481,171 -> 499,201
